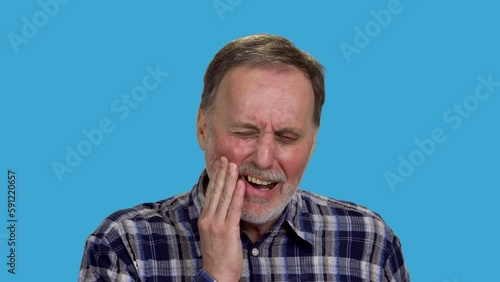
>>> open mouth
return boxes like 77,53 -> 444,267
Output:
243,175 -> 278,191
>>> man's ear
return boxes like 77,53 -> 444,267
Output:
196,109 -> 208,151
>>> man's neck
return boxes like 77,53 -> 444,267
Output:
240,218 -> 279,243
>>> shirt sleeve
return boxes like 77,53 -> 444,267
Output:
194,269 -> 217,282
383,235 -> 410,282
78,233 -> 139,282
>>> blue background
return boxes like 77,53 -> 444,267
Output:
1,1 -> 498,281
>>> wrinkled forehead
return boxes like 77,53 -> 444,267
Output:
213,65 -> 315,126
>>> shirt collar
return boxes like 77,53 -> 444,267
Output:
189,170 -> 316,257
281,190 -> 316,247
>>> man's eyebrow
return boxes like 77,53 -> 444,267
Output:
229,122 -> 260,130
231,123 -> 300,131
229,123 -> 303,136
275,127 -> 302,136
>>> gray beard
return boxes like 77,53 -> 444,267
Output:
239,180 -> 299,225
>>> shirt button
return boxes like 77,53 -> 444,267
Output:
251,248 -> 259,256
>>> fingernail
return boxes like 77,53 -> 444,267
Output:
220,156 -> 227,167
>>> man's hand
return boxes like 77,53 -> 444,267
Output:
198,156 -> 246,282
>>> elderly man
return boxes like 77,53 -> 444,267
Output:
79,34 -> 410,281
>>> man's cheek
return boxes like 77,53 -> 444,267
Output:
220,138 -> 254,160
283,151 -> 310,178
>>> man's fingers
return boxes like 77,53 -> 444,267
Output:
200,157 -> 244,226
214,162 -> 239,221
201,157 -> 227,218
198,159 -> 245,281
226,179 -> 245,225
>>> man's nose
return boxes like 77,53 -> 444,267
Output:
253,133 -> 275,169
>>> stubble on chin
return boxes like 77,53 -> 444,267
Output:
240,180 -> 299,225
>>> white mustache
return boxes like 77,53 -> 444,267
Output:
238,163 -> 287,183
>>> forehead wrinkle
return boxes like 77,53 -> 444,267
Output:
216,66 -> 314,131
226,94 -> 306,133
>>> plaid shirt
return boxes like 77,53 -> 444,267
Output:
79,171 -> 410,281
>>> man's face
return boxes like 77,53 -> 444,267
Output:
197,65 -> 318,225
